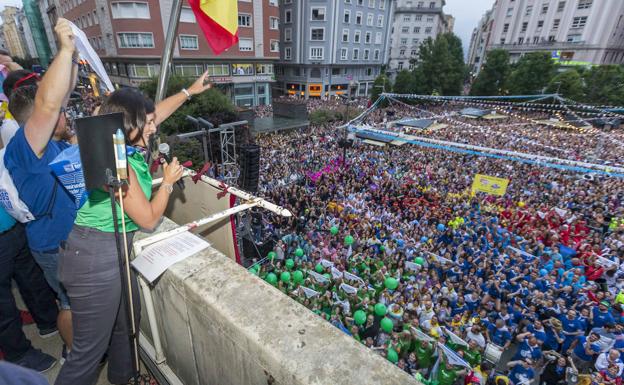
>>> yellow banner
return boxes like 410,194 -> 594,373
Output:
471,174 -> 509,196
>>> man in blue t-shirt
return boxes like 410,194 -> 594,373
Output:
507,358 -> 535,385
4,21 -> 78,351
592,302 -> 615,329
560,309 -> 584,352
487,318 -> 513,349
0,205 -> 57,372
513,332 -> 543,361
568,332 -> 601,373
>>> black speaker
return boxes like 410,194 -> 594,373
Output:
238,144 -> 260,193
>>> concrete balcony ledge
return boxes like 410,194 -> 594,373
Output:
136,217 -> 419,385
394,7 -> 443,14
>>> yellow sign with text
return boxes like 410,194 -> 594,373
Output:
471,174 -> 509,197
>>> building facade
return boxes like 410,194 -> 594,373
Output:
55,0 -> 280,107
468,0 -> 624,74
467,9 -> 493,75
23,0 -> 53,66
387,0 -> 453,75
276,0 -> 393,99
17,9 -> 39,60
1,7 -> 28,59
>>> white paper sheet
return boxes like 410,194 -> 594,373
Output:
132,231 -> 210,283
68,21 -> 115,92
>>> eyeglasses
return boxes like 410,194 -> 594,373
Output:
12,72 -> 41,90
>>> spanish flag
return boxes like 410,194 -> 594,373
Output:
188,0 -> 239,55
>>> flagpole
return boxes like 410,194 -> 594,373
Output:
155,0 -> 183,102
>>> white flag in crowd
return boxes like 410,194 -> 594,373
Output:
308,270 -> 329,283
301,286 -> 320,298
68,21 -> 114,92
331,267 -> 344,279
443,327 -> 469,347
321,259 -> 334,268
339,283 -> 358,295
437,343 -> 472,369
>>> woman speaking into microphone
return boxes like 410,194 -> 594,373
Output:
55,74 -> 212,385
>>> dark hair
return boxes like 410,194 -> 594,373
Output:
99,88 -> 155,145
3,70 -> 38,99
8,85 -> 38,125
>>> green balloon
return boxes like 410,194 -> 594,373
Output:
265,273 -> 277,285
267,251 -> 276,261
415,257 -> 425,266
384,277 -> 399,290
344,235 -> 354,246
285,259 -> 295,269
323,273 -> 331,280
374,303 -> 387,317
330,226 -> 339,235
295,248 -> 304,257
293,270 -> 304,283
387,348 -> 399,364
250,268 -> 259,276
380,245 -> 385,252
315,263 -> 324,273
354,310 -> 367,325
381,317 -> 393,333
280,271 -> 291,283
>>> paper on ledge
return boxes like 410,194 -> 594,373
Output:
132,231 -> 210,283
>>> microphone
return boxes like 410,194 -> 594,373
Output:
158,142 -> 185,190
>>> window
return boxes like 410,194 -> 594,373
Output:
414,26 -> 420,33
285,28 -> 292,42
425,27 -> 432,34
577,0 -> 592,9
503,23 -> 509,33
111,2 -> 149,19
403,15 -> 411,22
341,48 -> 348,60
180,7 -> 196,23
342,29 -> 349,42
412,38 -> 420,44
506,7 -> 513,17
232,64 -> 253,75
270,40 -> 279,52
400,38 -> 407,45
410,49 -> 417,55
553,19 -> 560,29
364,49 -> 370,59
128,64 -> 159,78
548,35 -> 556,42
427,16 -> 434,22
521,22 -> 528,32
367,13 -> 373,26
518,37 -> 524,43
358,0 -> 363,4
375,32 -> 382,44
365,32 -> 371,43
238,14 -> 252,27
429,1 -> 435,8
356,12 -> 362,25
354,31 -> 361,43
311,28 -> 324,41
285,10 -> 292,23
310,47 -> 324,60
374,49 -> 380,60
379,0 -> 385,9
255,64 -> 273,75
418,1 -> 424,7
270,17 -> 279,30
398,61 -> 404,70
206,64 -> 229,76
401,26 -> 409,33
541,4 -> 548,13
567,33 -> 582,42
399,49 -> 405,56
557,1 -> 565,11
533,36 -> 540,43
269,0 -> 277,5
415,15 -> 422,21
332,68 -> 341,76
368,0 -> 375,7
377,15 -> 383,27
525,5 -> 532,16
175,64 -> 203,76
118,33 -> 154,48
344,10 -> 350,23
179,35 -> 198,50
238,38 -> 253,51
571,16 -> 587,28
352,49 -> 359,60
311,7 -> 326,21
345,0 -> 351,3
284,47 -> 292,60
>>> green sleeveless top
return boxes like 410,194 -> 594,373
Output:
75,151 -> 153,232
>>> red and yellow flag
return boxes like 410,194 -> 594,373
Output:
187,0 -> 239,55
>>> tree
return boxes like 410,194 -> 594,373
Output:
470,49 -> 511,96
371,74 -> 392,104
393,70 -> 416,94
507,52 -> 557,95
412,33 -> 466,95
546,69 -> 584,101
582,65 -> 624,106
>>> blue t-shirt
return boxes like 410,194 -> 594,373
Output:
592,307 -> 615,328
509,365 -> 534,385
488,325 -> 512,346
572,335 -> 600,362
4,128 -> 76,252
560,316 -> 583,336
514,338 -> 542,361
0,205 -> 16,233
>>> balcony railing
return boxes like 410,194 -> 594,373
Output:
394,6 -> 444,14
489,41 -> 599,51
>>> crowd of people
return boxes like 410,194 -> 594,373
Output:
251,95 -> 624,385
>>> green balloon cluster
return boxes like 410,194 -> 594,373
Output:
330,226 -> 339,235
295,248 -> 304,257
384,277 -> 398,290
374,303 -> 387,317
353,310 -> 367,325
293,270 -> 304,284
285,259 -> 295,269
280,271 -> 291,283
380,317 -> 393,333
265,273 -> 277,285
344,235 -> 355,246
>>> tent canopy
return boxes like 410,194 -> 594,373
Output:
395,118 -> 435,129
460,108 -> 489,118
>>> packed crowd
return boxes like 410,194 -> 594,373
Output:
251,99 -> 624,385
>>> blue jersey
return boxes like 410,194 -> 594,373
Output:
513,338 -> 542,361
592,307 -> 615,328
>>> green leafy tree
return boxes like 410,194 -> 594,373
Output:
470,49 -> 511,96
309,109 -> 338,126
546,69 -> 584,101
393,70 -> 416,94
371,74 -> 392,105
582,65 -> 624,106
412,33 -> 466,95
507,52 -> 557,95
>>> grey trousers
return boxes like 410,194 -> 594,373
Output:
55,225 -> 139,385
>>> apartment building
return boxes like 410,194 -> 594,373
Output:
467,9 -> 493,75
1,6 -> 28,59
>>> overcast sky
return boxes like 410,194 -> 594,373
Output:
0,0 -> 493,56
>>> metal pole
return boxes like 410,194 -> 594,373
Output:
155,0 -> 183,102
